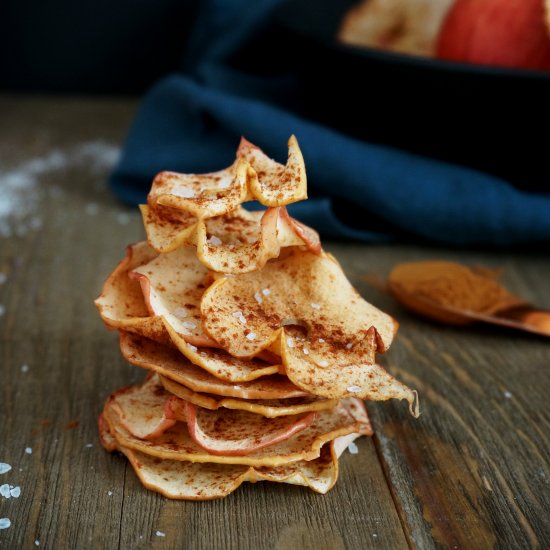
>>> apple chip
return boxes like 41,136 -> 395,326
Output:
280,327 -> 419,415
141,204 -> 320,273
98,414 -> 117,452
118,443 -> 338,499
108,373 -> 176,440
149,157 -> 249,219
130,245 -> 217,347
163,319 -> 281,382
139,203 -> 196,254
184,402 -> 316,456
237,135 -> 307,206
162,377 -> 338,418
103,396 -> 367,467
201,250 -> 395,359
94,242 -> 169,344
120,332 -> 307,400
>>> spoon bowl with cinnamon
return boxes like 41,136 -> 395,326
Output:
387,261 -> 550,337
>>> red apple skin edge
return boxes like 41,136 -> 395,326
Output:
436,0 -> 550,71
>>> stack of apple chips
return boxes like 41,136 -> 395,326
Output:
95,137 -> 418,500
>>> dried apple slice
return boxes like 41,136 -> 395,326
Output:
94,241 -> 169,344
141,204 -> 320,273
103,395 -> 367,467
139,204 -> 196,253
149,157 -> 249,219
130,245 -> 217,347
280,326 -> 419,415
163,319 -> 281,382
117,442 -> 339,499
237,135 -> 307,206
120,332 -> 307,400
98,413 -> 117,452
184,402 -> 317,456
201,250 -> 395,359
162,377 -> 338,418
108,374 -> 176,440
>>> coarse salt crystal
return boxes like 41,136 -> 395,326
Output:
0,305 -> 5,317
173,307 -> 187,319
0,273 -> 7,284
262,288 -> 270,296
303,347 -> 309,355
310,303 -> 321,310
232,310 -> 243,317
0,464 -> 11,475
208,235 -> 222,246
85,443 -> 93,448
25,447 -> 32,454
172,188 -> 195,198
35,541 -> 40,546
287,338 -> 294,348
0,518 -> 11,530
347,386 -> 361,393
238,315 -> 247,325
254,291 -> 263,304
156,531 -> 166,537
187,343 -> 198,353
0,484 -> 10,498
318,360 -> 329,367
348,442 -> 359,455
504,391 -> 512,399
21,364 -> 29,373
246,332 -> 256,341
346,343 -> 353,350
318,338 -> 325,343
182,320 -> 197,330
108,491 -> 113,496
10,486 -> 20,498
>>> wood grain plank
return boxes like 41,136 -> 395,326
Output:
115,437 -> 407,550
331,243 -> 550,549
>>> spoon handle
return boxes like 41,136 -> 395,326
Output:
492,305 -> 550,337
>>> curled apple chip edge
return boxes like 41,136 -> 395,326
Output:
107,373 -> 176,440
119,331 -> 307,400
238,135 -> 307,207
183,401 -> 317,456
116,442 -> 340,499
129,245 -> 219,347
147,136 -> 307,225
140,203 -> 321,274
94,241 -> 171,345
162,317 -> 281,383
149,157 -> 250,219
162,375 -> 338,418
102,393 -> 368,467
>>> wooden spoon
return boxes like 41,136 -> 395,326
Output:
387,263 -> 550,337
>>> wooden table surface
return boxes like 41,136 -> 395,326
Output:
0,96 -> 549,550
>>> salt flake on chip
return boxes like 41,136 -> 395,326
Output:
347,386 -> 362,393
246,333 -> 256,341
0,464 -> 11,475
348,442 -> 359,454
318,361 -> 329,367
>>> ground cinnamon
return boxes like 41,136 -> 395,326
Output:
388,261 -> 522,315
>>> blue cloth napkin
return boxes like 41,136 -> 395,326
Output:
110,0 -> 550,246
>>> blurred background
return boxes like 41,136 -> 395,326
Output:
1,0 -> 549,245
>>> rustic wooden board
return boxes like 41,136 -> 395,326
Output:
1,96 -> 549,549
0,97 -> 407,549
333,244 -> 550,549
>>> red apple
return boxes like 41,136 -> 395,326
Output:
436,0 -> 550,71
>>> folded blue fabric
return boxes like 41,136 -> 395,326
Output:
109,0 -> 550,246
